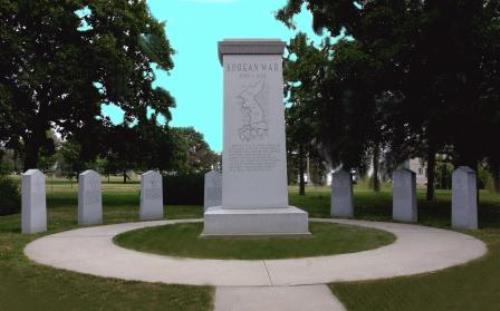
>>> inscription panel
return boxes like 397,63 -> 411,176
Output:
227,144 -> 281,173
222,54 -> 288,209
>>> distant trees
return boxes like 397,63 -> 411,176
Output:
45,124 -> 217,182
278,0 -> 500,195
169,127 -> 220,175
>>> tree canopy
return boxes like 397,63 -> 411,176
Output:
278,0 -> 500,193
0,0 -> 175,169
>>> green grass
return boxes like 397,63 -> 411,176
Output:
329,228 -> 500,311
0,183 -> 211,311
288,185 -> 500,311
114,222 -> 395,260
1,179 -> 500,310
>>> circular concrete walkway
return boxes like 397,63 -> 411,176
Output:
24,218 -> 486,287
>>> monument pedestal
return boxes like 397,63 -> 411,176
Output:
202,206 -> 309,236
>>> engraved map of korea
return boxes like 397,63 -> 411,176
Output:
236,79 -> 269,142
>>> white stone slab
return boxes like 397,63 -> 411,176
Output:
204,170 -> 222,211
78,170 -> 102,225
452,166 -> 478,229
140,170 -> 163,221
203,206 -> 309,236
21,169 -> 47,234
392,169 -> 417,222
330,170 -> 353,218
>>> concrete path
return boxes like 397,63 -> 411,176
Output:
24,218 -> 486,310
215,285 -> 345,311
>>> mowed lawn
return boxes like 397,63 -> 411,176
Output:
0,177 -> 500,310
289,185 -> 500,311
0,177 -> 211,311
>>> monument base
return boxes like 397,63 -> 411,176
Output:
202,206 -> 309,236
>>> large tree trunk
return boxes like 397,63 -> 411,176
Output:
372,146 -> 380,192
491,161 -> 500,193
123,170 -> 127,184
23,101 -> 49,171
23,133 -> 43,170
298,145 -> 306,196
426,146 -> 436,201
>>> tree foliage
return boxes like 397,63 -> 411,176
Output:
278,0 -> 500,193
169,127 -> 220,175
0,0 -> 175,169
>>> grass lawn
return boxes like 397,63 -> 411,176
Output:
1,177 -> 500,310
114,222 -> 395,260
289,184 -> 500,311
0,179 -> 211,311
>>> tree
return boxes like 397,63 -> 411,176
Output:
284,33 -> 328,195
57,138 -> 87,180
0,0 -> 174,170
169,127 -> 220,175
278,0 -> 500,198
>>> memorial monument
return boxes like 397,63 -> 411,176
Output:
203,39 -> 309,235
452,166 -> 478,229
392,168 -> 417,222
204,170 -> 222,211
140,170 -> 164,220
78,170 -> 103,225
330,170 -> 354,218
21,169 -> 47,234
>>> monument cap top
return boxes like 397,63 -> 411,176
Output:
333,169 -> 351,176
395,168 -> 416,175
456,166 -> 475,173
23,169 -> 43,176
81,169 -> 99,176
218,39 -> 286,64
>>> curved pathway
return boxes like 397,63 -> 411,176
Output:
24,219 -> 487,310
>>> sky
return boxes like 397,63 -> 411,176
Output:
103,0 -> 323,152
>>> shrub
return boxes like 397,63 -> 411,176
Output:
163,174 -> 204,205
0,175 -> 20,216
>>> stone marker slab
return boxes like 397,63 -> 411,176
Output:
392,169 -> 417,222
331,170 -> 353,218
203,39 -> 309,235
22,169 -> 47,234
452,166 -> 478,229
140,170 -> 163,220
78,170 -> 102,225
204,170 -> 222,211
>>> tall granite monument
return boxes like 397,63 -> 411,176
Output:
203,39 -> 309,235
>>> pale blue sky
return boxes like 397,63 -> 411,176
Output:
103,0 -> 322,152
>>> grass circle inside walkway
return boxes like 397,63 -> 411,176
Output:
114,221 -> 395,260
